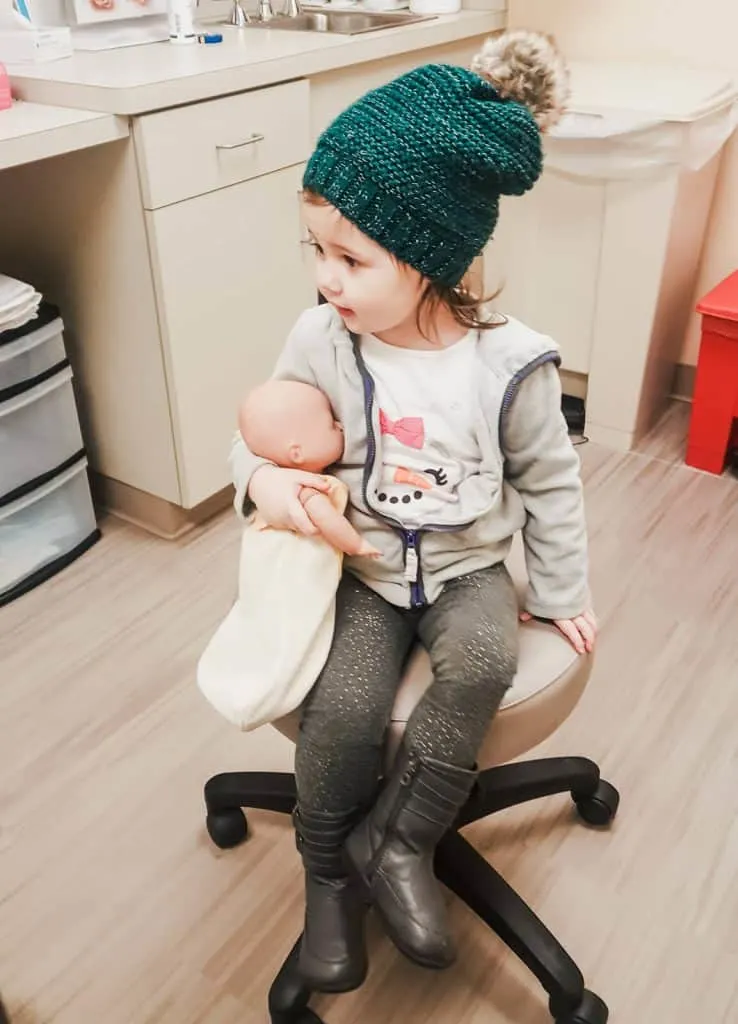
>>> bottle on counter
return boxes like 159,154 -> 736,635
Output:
167,0 -> 197,44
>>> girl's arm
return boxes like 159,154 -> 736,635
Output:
501,361 -> 591,626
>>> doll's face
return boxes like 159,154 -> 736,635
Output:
286,397 -> 344,472
241,380 -> 344,473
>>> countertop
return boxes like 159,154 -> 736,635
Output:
7,9 -> 505,116
0,101 -> 128,171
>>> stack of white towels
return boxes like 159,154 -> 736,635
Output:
0,273 -> 41,334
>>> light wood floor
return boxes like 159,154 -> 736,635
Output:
2,423 -> 738,1024
635,399 -> 695,465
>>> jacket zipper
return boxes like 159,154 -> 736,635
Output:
403,530 -> 424,609
356,342 -> 444,608
498,350 -> 560,439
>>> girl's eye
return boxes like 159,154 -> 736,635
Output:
343,255 -> 358,269
310,241 -> 325,257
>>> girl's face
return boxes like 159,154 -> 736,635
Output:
304,199 -> 425,342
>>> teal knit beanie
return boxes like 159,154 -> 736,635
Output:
303,30 -> 569,287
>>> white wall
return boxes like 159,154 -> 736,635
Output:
507,0 -> 738,365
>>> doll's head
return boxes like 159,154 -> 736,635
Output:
239,380 -> 344,473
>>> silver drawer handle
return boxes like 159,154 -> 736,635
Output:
216,133 -> 265,151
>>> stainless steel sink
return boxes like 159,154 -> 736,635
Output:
242,8 -> 437,33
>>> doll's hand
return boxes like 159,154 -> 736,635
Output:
519,608 -> 597,655
248,466 -> 330,536
357,540 -> 382,559
300,487 -> 382,558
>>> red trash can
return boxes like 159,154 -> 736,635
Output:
685,270 -> 738,474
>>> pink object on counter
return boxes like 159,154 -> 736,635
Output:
0,63 -> 12,111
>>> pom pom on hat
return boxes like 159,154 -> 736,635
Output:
472,29 -> 570,132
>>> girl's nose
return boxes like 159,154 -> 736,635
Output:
317,264 -> 341,299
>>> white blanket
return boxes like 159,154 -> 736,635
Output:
197,479 -> 346,730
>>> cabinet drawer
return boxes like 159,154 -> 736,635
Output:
134,79 -> 311,209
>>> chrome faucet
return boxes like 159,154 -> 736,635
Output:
226,0 -> 250,26
229,0 -> 299,24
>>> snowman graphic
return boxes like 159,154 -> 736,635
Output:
375,410 -> 460,513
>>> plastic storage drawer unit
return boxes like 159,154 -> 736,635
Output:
0,455 -> 100,607
0,363 -> 85,504
0,304 -> 66,392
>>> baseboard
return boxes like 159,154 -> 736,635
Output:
672,363 -> 696,402
90,473 -> 233,540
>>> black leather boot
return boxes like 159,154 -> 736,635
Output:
294,806 -> 368,993
345,746 -> 477,970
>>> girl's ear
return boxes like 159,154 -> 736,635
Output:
288,443 -> 304,466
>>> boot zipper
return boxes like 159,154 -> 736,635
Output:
385,756 -> 419,839
366,754 -> 420,875
400,753 -> 419,786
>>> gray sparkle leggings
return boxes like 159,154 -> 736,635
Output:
295,564 -> 519,814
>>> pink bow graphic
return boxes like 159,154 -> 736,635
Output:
379,410 -> 425,450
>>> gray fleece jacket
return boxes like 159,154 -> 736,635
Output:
230,304 -> 589,619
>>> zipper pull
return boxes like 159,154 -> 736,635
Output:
404,536 -> 419,582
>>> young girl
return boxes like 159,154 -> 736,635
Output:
230,30 -> 596,995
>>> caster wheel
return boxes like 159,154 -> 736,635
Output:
553,989 -> 609,1024
574,780 -> 620,827
206,808 -> 248,849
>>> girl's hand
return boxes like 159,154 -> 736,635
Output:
519,608 -> 598,655
248,466 -> 331,536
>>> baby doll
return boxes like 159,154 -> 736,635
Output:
238,379 -> 378,558
197,380 -> 377,731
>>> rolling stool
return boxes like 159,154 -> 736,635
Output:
203,538 -> 619,1024
686,269 -> 738,474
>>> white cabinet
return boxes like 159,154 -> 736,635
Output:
485,174 -> 603,376
135,78 -> 315,507
147,164 -> 315,507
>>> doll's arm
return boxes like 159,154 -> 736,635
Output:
300,488 -> 380,558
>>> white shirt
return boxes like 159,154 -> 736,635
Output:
360,331 -> 483,526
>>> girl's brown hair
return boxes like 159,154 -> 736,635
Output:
415,277 -> 502,338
